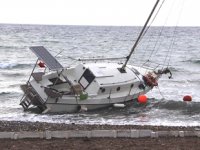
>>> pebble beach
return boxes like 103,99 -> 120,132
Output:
1,121 -> 200,150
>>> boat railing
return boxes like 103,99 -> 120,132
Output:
100,78 -> 136,86
76,56 -> 126,62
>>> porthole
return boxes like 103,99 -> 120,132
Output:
131,84 -> 134,88
138,84 -> 145,90
100,88 -> 105,93
116,87 -> 120,91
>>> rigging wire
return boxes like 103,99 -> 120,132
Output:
122,0 -> 161,70
136,0 -> 166,62
157,85 -> 165,99
141,0 -> 166,39
140,0 -> 172,70
164,0 -> 186,68
141,0 -> 182,70
144,0 -> 176,66
132,0 -> 166,68
55,49 -> 65,58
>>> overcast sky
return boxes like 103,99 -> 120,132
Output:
0,0 -> 199,26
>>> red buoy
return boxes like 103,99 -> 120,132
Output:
183,95 -> 192,102
38,61 -> 45,68
138,95 -> 148,104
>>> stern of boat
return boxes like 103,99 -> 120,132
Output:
20,82 -> 47,112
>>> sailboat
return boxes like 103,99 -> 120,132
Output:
20,0 -> 171,113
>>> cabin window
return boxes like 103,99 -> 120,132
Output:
79,69 -> 95,89
138,84 -> 145,90
116,87 -> 120,91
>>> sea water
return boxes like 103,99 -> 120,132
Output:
0,24 -> 200,126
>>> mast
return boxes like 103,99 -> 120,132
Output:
121,0 -> 160,70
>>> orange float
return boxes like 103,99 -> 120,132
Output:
138,95 -> 148,104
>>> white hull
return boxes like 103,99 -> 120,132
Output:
20,47 -> 166,114
43,90 -> 150,113
20,75 -> 151,113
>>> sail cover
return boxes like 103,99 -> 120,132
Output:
30,46 -> 63,70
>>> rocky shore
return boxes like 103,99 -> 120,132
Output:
0,121 -> 200,150
0,121 -> 199,132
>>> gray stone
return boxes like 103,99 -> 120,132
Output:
0,132 -> 14,139
116,130 -> 131,138
17,132 -> 44,139
169,131 -> 179,137
13,133 -> 18,140
0,130 -> 198,139
51,131 -> 69,138
157,131 -> 169,137
139,130 -> 152,138
69,131 -> 91,138
131,130 -> 139,138
195,131 -> 200,137
45,130 -> 52,139
151,132 -> 158,138
184,131 -> 196,137
113,130 -> 117,138
91,130 -> 116,138
179,131 -> 184,137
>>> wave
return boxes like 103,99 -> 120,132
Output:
181,59 -> 200,64
0,63 -> 32,69
120,99 -> 200,115
1,72 -> 25,77
0,45 -> 18,49
155,100 -> 200,114
85,98 -> 200,116
0,90 -> 22,97
0,92 -> 11,96
167,66 -> 181,72
192,60 -> 200,64
41,40 -> 59,43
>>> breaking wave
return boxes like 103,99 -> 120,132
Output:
0,92 -> 11,96
0,63 -> 32,69
192,60 -> 200,64
1,72 -> 25,77
153,100 -> 200,114
182,59 -> 200,64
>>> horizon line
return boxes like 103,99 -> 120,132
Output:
0,23 -> 200,28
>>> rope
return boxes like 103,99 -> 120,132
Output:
157,85 -> 165,99
165,0 -> 186,68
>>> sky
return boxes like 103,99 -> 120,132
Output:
0,0 -> 199,26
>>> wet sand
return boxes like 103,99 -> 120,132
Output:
0,121 -> 200,150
